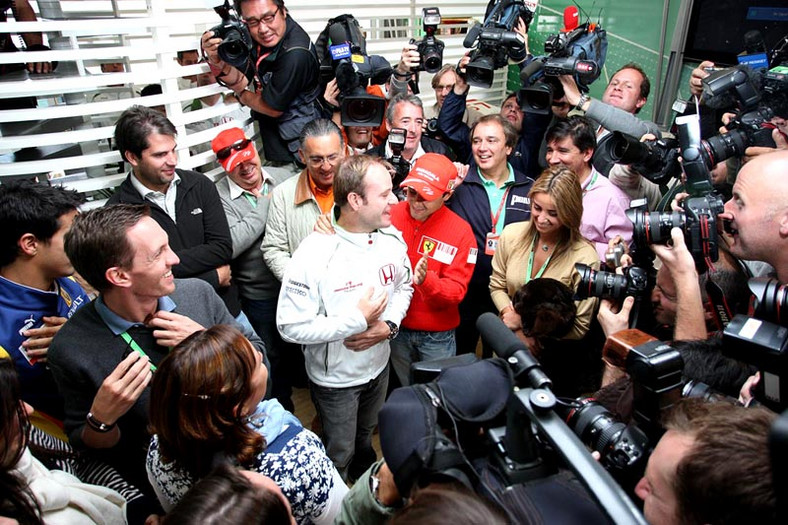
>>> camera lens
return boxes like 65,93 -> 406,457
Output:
565,399 -> 627,454
699,129 -> 747,168
423,52 -> 442,74
218,28 -> 250,68
627,208 -> 685,247
574,263 -> 630,301
748,277 -> 788,326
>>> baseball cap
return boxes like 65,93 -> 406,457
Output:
211,128 -> 256,172
399,153 -> 458,201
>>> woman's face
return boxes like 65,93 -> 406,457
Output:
1,402 -> 33,465
240,348 -> 268,417
530,192 -> 564,237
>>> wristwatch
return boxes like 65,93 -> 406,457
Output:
384,320 -> 399,340
575,93 -> 591,112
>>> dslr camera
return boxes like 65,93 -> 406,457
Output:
462,0 -> 533,88
410,7 -> 444,74
210,0 -> 253,70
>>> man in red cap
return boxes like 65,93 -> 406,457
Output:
212,128 -> 297,410
389,153 -> 477,385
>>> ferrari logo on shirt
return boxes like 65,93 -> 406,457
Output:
418,236 -> 457,265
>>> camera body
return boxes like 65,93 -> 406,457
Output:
387,128 -> 411,193
607,132 -> 682,186
211,1 -> 253,70
463,0 -> 533,88
410,7 -> 445,74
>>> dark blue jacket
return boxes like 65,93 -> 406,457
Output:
446,166 -> 534,288
437,89 -> 552,179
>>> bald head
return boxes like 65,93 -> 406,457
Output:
722,149 -> 788,282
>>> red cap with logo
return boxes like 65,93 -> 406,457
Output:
399,153 -> 457,201
211,128 -> 256,172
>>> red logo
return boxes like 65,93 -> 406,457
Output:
379,264 -> 395,285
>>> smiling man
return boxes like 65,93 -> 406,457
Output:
277,155 -> 412,481
48,204 -> 267,495
388,154 -> 476,386
107,105 -> 245,328
201,0 -> 320,166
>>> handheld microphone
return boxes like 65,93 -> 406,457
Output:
563,5 -> 579,32
476,312 -> 552,390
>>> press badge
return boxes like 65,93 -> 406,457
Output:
485,232 -> 499,255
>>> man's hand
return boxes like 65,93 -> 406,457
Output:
27,60 -> 52,74
453,162 -> 469,186
324,78 -> 340,108
344,320 -> 390,351
200,30 -> 224,66
89,351 -> 152,426
514,18 -> 529,57
147,311 -> 205,348
313,213 -> 335,234
558,74 -> 582,106
597,297 -> 634,339
690,60 -> 715,97
217,264 -> 232,287
21,316 -> 67,364
375,462 -> 401,507
413,256 -> 429,286
357,287 -> 388,325
398,43 -> 420,74
744,128 -> 788,162
739,372 -> 760,406
651,228 -> 696,278
453,54 -> 470,95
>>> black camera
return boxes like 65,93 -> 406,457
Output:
410,7 -> 444,74
387,128 -> 410,196
315,15 -> 392,127
749,277 -> 788,326
698,64 -> 788,168
211,0 -> 253,70
423,117 -> 440,138
574,263 -> 651,302
519,20 -> 607,115
462,0 -> 533,88
606,132 -> 682,186
626,193 -> 724,272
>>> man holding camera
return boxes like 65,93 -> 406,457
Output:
201,0 -> 321,167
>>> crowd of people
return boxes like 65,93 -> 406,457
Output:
2,0 -> 788,524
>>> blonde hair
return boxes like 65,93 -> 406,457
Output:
522,166 -> 588,261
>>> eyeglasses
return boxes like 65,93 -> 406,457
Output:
216,139 -> 251,160
307,153 -> 340,168
243,7 -> 281,28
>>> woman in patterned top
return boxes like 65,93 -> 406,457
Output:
146,325 -> 347,524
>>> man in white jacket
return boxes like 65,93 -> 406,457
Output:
277,155 -> 413,481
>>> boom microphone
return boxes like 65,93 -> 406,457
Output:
476,312 -> 552,390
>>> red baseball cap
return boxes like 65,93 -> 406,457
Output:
211,128 -> 256,172
399,153 -> 457,201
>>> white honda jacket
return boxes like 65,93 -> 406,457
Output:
276,225 -> 413,388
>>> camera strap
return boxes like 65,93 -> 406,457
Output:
705,279 -> 733,331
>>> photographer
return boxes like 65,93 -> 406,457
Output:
719,150 -> 788,283
559,65 -> 664,209
635,398 -> 778,525
201,0 -> 321,167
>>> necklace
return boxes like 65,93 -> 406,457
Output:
541,244 -> 550,252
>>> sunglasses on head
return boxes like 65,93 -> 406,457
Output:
216,139 -> 251,160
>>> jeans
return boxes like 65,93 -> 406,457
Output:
309,366 -> 389,481
241,297 -> 306,412
390,328 -> 456,386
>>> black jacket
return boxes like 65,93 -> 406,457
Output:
107,169 -> 240,315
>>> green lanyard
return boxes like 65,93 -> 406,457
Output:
582,170 -> 599,196
525,237 -> 553,284
120,331 -> 157,372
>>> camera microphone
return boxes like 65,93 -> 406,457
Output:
476,312 -> 552,390
563,5 -> 579,32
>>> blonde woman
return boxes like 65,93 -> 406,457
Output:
490,166 -> 600,341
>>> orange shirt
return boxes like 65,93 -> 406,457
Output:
307,174 -> 334,214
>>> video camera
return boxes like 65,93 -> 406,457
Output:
210,0 -> 254,70
519,16 -> 608,115
410,7 -> 445,74
315,15 -> 392,127
462,0 -> 534,89
699,62 -> 788,168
